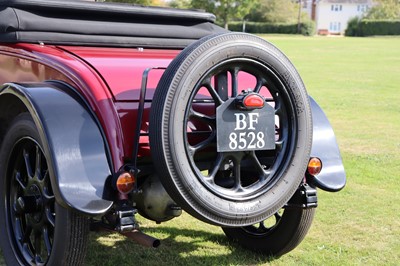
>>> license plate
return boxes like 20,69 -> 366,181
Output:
216,98 -> 275,152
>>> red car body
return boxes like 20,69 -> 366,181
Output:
0,44 -> 180,168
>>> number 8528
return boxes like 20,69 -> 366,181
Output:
228,131 -> 266,150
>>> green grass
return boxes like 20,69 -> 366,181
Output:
1,36 -> 400,265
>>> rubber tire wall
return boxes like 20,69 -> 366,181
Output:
149,33 -> 312,227
223,208 -> 316,257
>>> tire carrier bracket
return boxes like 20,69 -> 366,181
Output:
285,184 -> 318,209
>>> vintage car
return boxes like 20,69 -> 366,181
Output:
0,0 -> 346,265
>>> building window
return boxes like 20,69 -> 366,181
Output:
331,4 -> 342,12
358,5 -> 369,12
329,22 -> 342,32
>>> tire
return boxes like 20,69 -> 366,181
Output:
0,113 -> 89,266
149,33 -> 312,227
222,207 -> 315,257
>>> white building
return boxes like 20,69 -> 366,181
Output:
301,0 -> 374,35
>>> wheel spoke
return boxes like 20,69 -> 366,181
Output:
189,109 -> 215,126
259,221 -> 267,231
42,187 -> 55,201
230,67 -> 239,97
34,231 -> 42,258
191,134 -> 215,154
249,151 -> 270,181
276,133 -> 288,153
208,153 -> 225,180
22,224 -> 33,243
275,140 -> 283,151
45,207 -> 55,228
43,227 -> 52,257
42,170 -> 51,188
35,255 -> 44,266
187,109 -> 216,154
215,72 -> 229,101
233,158 -> 242,190
22,244 -> 34,263
34,145 -> 42,179
14,218 -> 25,241
254,77 -> 264,93
23,149 -> 34,178
15,171 -> 26,190
275,105 -> 282,117
274,211 -> 282,221
204,81 -> 224,106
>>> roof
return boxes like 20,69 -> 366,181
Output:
0,0 -> 226,48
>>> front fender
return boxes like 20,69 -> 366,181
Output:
0,82 -> 113,215
310,97 -> 346,192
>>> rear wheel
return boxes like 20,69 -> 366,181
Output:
222,207 -> 315,257
0,113 -> 89,265
150,33 -> 312,226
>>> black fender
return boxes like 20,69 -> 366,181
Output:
0,82 -> 113,215
309,96 -> 346,192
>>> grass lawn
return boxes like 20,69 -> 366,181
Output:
1,36 -> 399,266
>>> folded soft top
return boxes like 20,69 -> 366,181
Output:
0,0 -> 226,48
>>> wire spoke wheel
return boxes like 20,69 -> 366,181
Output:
0,113 -> 89,266
9,138 -> 54,264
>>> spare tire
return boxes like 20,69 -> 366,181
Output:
149,33 -> 312,227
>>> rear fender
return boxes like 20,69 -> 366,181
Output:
0,82 -> 113,215
310,96 -> 346,192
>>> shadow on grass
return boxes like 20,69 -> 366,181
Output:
85,226 -> 276,266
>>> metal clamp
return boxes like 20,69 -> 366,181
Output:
116,208 -> 138,232
285,183 -> 318,209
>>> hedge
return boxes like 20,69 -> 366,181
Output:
345,19 -> 400,36
227,21 -> 316,36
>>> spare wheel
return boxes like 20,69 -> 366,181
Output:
149,33 -> 312,227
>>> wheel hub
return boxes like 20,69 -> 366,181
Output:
29,184 -> 44,222
16,184 -> 44,226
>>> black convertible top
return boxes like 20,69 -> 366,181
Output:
0,0 -> 226,48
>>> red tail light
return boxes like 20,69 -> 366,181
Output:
243,94 -> 265,109
235,92 -> 265,110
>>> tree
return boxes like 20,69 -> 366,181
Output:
247,0 -> 299,23
190,0 -> 257,29
365,0 -> 400,20
169,0 -> 191,9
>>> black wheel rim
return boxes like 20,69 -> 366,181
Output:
242,209 -> 284,236
6,137 -> 55,265
184,58 -> 297,201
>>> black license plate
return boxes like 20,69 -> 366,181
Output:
216,98 -> 275,152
